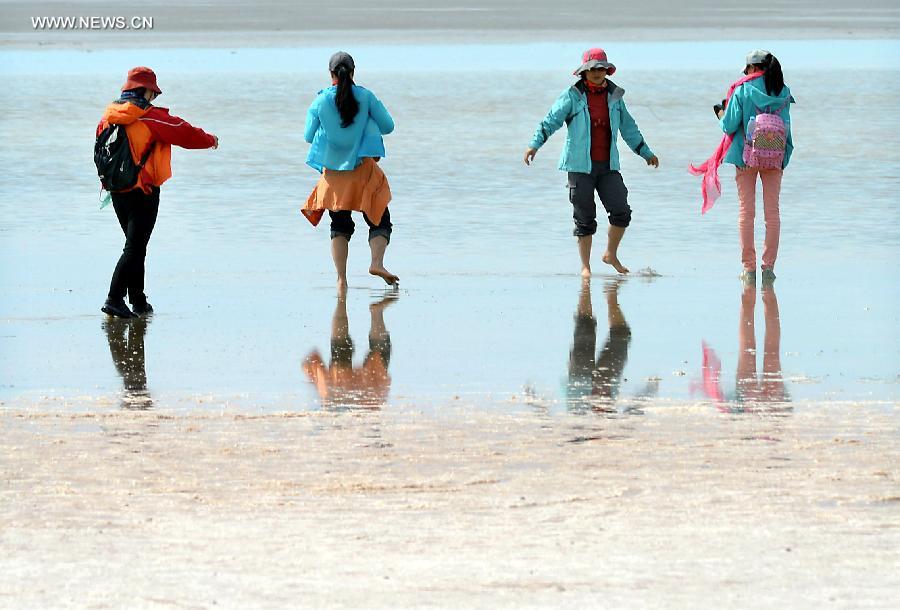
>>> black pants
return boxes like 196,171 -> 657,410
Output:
329,208 -> 392,243
108,187 -> 159,304
567,161 -> 631,235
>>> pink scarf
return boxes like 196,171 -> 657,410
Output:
688,72 -> 764,214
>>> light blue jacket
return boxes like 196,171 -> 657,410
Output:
304,85 -> 394,172
720,78 -> 794,169
529,80 -> 654,173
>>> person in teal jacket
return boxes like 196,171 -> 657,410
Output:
718,50 -> 794,283
524,48 -> 659,276
303,52 -> 398,290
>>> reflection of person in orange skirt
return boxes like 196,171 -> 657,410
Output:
301,51 -> 398,290
302,292 -> 397,409
736,284 -> 787,405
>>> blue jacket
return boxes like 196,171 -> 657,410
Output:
304,85 -> 394,172
721,78 -> 794,169
529,80 -> 654,173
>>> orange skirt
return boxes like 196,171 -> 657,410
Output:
302,158 -> 392,227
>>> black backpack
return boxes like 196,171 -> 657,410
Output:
94,124 -> 153,192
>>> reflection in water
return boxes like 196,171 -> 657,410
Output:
698,284 -> 790,412
566,279 -> 654,414
103,317 -> 153,410
303,291 -> 397,410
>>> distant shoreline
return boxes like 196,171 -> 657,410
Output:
2,26 -> 899,51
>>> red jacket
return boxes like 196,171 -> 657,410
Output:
97,101 -> 216,192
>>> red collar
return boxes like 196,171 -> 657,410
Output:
585,80 -> 608,94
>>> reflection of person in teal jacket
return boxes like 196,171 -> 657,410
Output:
735,284 -> 788,408
524,48 -> 659,278
696,283 -> 790,413
567,279 -> 631,414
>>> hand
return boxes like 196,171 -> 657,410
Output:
212,135 -> 219,149
646,155 -> 659,168
523,147 -> 537,166
716,109 -> 725,120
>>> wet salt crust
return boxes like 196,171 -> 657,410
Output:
1,404 -> 897,608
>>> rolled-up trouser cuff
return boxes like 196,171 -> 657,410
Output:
572,226 -> 597,237
368,227 -> 391,244
330,231 -> 352,241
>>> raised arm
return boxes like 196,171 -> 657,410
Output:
367,92 -> 395,135
142,108 -> 216,149
720,89 -> 743,136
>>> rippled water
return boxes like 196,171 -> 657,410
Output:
1,41 -> 898,412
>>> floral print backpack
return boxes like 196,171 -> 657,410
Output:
743,97 -> 790,169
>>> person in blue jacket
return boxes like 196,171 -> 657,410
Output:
717,50 -> 793,283
302,52 -> 397,289
524,48 -> 659,277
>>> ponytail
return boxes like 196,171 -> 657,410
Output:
333,65 -> 359,128
760,53 -> 785,97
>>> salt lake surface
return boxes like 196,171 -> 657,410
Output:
1,40 -> 898,414
1,34 -> 899,609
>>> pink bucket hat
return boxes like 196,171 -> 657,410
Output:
573,48 -> 617,76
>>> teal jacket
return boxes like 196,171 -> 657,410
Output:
529,80 -> 654,173
304,85 -> 394,172
720,78 -> 794,169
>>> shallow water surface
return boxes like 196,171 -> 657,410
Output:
0,40 -> 898,413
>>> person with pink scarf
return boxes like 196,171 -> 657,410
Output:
690,50 -> 794,283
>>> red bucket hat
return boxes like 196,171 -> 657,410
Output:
121,66 -> 162,94
573,48 -> 616,76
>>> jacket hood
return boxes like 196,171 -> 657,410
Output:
744,80 -> 793,112
102,100 -> 150,125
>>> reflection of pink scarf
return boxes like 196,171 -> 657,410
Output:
689,72 -> 764,214
690,340 -> 725,402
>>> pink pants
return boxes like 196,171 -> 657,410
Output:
735,167 -> 783,271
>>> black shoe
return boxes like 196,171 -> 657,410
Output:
102,298 -> 137,318
131,301 -> 154,315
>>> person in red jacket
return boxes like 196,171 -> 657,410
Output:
97,66 -> 218,318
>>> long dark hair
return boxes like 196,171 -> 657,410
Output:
333,64 -> 359,128
754,53 -> 785,96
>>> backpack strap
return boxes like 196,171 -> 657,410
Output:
137,141 -> 155,170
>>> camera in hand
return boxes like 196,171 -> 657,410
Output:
712,98 -> 727,116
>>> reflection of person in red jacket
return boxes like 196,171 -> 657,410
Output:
303,292 -> 397,410
97,66 -> 218,318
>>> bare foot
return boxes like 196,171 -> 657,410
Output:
337,277 -> 348,292
369,266 -> 399,286
601,253 -> 630,274
580,266 -> 592,278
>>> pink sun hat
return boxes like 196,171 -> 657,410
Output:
573,48 -> 617,76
